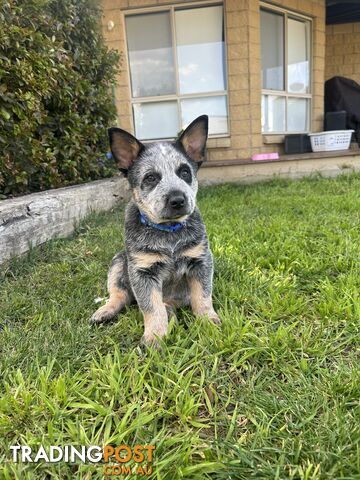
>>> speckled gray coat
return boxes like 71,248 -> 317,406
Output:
91,115 -> 220,344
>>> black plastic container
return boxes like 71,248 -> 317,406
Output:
325,110 -> 347,131
284,134 -> 312,154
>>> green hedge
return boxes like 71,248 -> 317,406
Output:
0,0 -> 120,197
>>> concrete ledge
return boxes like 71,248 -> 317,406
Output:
199,153 -> 360,184
0,177 -> 129,265
202,148 -> 360,168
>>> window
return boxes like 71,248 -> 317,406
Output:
260,5 -> 311,134
125,3 -> 228,140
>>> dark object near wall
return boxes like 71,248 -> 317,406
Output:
325,76 -> 360,142
326,0 -> 360,25
325,111 -> 347,131
284,134 -> 312,154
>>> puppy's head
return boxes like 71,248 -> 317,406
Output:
109,115 -> 208,224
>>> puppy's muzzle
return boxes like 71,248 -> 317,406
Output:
166,190 -> 188,217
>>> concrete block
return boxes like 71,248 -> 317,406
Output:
0,178 -> 130,265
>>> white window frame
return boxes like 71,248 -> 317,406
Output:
123,1 -> 229,141
260,2 -> 312,135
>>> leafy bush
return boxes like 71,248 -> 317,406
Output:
0,0 -> 120,197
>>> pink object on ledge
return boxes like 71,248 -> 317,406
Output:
251,152 -> 279,161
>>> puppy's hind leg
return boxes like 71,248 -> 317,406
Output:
91,252 -> 134,324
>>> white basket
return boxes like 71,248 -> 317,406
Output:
308,130 -> 354,152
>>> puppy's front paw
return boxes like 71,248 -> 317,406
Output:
140,334 -> 160,348
90,305 -> 118,325
141,323 -> 168,347
208,311 -> 221,325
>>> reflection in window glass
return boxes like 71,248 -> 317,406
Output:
175,6 -> 226,94
288,18 -> 310,93
287,98 -> 309,132
133,102 -> 179,140
125,5 -> 228,140
261,95 -> 286,133
181,96 -> 228,135
126,12 -> 176,97
261,7 -> 311,133
260,10 -> 284,90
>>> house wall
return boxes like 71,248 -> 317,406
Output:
100,0 -> 326,163
325,23 -> 360,84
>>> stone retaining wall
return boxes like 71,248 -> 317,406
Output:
0,177 -> 129,265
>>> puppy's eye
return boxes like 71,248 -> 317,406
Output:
179,168 -> 191,180
144,174 -> 156,183
141,172 -> 160,190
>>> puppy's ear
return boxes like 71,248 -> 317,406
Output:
108,127 -> 144,171
177,115 -> 208,163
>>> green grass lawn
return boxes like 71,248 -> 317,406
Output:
0,174 -> 359,479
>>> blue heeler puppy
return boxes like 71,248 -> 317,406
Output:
91,115 -> 220,344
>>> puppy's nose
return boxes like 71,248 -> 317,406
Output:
168,191 -> 186,210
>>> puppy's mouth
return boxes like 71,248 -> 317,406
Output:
139,208 -> 189,225
159,213 -> 189,224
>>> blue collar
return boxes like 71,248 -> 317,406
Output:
139,211 -> 186,232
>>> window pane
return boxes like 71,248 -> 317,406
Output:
181,96 -> 228,135
133,102 -> 179,140
175,6 -> 226,94
287,98 -> 309,132
261,95 -> 285,133
261,9 -> 284,90
126,12 -> 176,97
288,18 -> 310,94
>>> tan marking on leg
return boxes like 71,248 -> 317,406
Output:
108,287 -> 128,305
131,252 -> 167,269
107,261 -> 123,292
188,278 -> 221,325
181,242 -> 204,258
91,258 -> 129,324
142,289 -> 168,345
